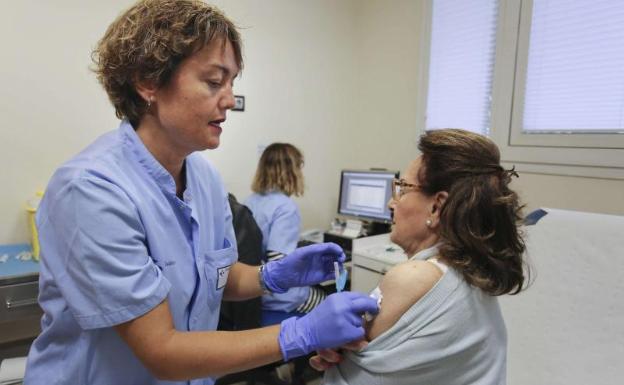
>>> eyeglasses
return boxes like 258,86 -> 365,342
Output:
392,179 -> 419,200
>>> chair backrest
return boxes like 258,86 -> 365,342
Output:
217,194 -> 264,331
217,195 -> 318,385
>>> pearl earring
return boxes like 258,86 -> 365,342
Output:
426,219 -> 432,227
147,97 -> 153,109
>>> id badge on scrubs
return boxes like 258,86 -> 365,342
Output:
216,264 -> 232,290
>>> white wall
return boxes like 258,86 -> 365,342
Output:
0,0 -> 366,244
352,0 -> 425,172
1,1 -> 123,244
208,0 -> 362,233
512,172 -> 624,215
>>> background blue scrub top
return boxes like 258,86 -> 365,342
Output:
24,121 -> 237,385
245,192 -> 309,313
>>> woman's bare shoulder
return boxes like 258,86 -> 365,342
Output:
365,259 -> 444,341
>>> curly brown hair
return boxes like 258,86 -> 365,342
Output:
92,0 -> 243,127
251,143 -> 305,197
418,129 -> 528,295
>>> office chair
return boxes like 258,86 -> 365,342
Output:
216,194 -> 315,385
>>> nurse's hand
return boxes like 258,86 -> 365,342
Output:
278,292 -> 378,361
262,242 -> 345,293
309,341 -> 369,371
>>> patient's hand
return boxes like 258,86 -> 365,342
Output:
309,340 -> 368,371
365,259 -> 443,340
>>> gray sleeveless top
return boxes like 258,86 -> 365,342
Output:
324,246 -> 507,385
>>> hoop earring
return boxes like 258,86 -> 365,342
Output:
425,219 -> 432,227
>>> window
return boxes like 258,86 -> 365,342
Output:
425,0 -> 498,135
520,0 -> 624,134
509,0 -> 624,152
420,0 -> 624,179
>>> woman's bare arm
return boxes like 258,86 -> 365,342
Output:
308,260 -> 444,372
365,260 -> 443,340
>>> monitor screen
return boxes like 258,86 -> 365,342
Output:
337,170 -> 398,223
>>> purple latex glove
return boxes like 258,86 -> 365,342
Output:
278,291 -> 379,361
262,243 -> 345,294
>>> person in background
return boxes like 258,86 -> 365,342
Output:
23,1 -> 378,384
312,129 -> 529,385
245,143 -> 326,323
217,193 -> 263,332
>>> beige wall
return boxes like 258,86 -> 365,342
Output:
513,173 -> 624,216
1,0 -> 622,247
351,0 -> 425,172
1,1 -> 123,244
207,0 -> 362,233
0,0 -> 364,244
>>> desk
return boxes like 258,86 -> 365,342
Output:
0,244 -> 42,350
350,233 -> 407,293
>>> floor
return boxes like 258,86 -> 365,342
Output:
0,353 -> 325,385
224,361 -> 324,385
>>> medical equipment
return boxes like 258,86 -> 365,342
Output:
25,191 -> 43,261
334,261 -> 348,292
364,287 -> 383,322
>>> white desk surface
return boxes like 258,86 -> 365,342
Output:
352,233 -> 408,266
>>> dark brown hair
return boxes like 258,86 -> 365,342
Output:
252,143 -> 304,197
418,129 -> 528,295
92,0 -> 243,127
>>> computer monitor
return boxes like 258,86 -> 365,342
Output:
337,169 -> 399,223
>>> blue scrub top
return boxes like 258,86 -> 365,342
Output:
24,121 -> 237,385
244,192 -> 309,313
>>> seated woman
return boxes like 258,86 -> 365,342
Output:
316,129 -> 528,385
245,143 -> 325,322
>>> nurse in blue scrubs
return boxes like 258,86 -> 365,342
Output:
246,143 -> 326,320
23,1 -> 377,384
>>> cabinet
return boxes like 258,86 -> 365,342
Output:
0,244 -> 42,352
350,233 -> 407,293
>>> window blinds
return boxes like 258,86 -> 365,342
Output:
425,0 -> 498,135
522,0 -> 624,133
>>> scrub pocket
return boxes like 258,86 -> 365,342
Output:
152,257 -> 176,271
203,238 -> 237,312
